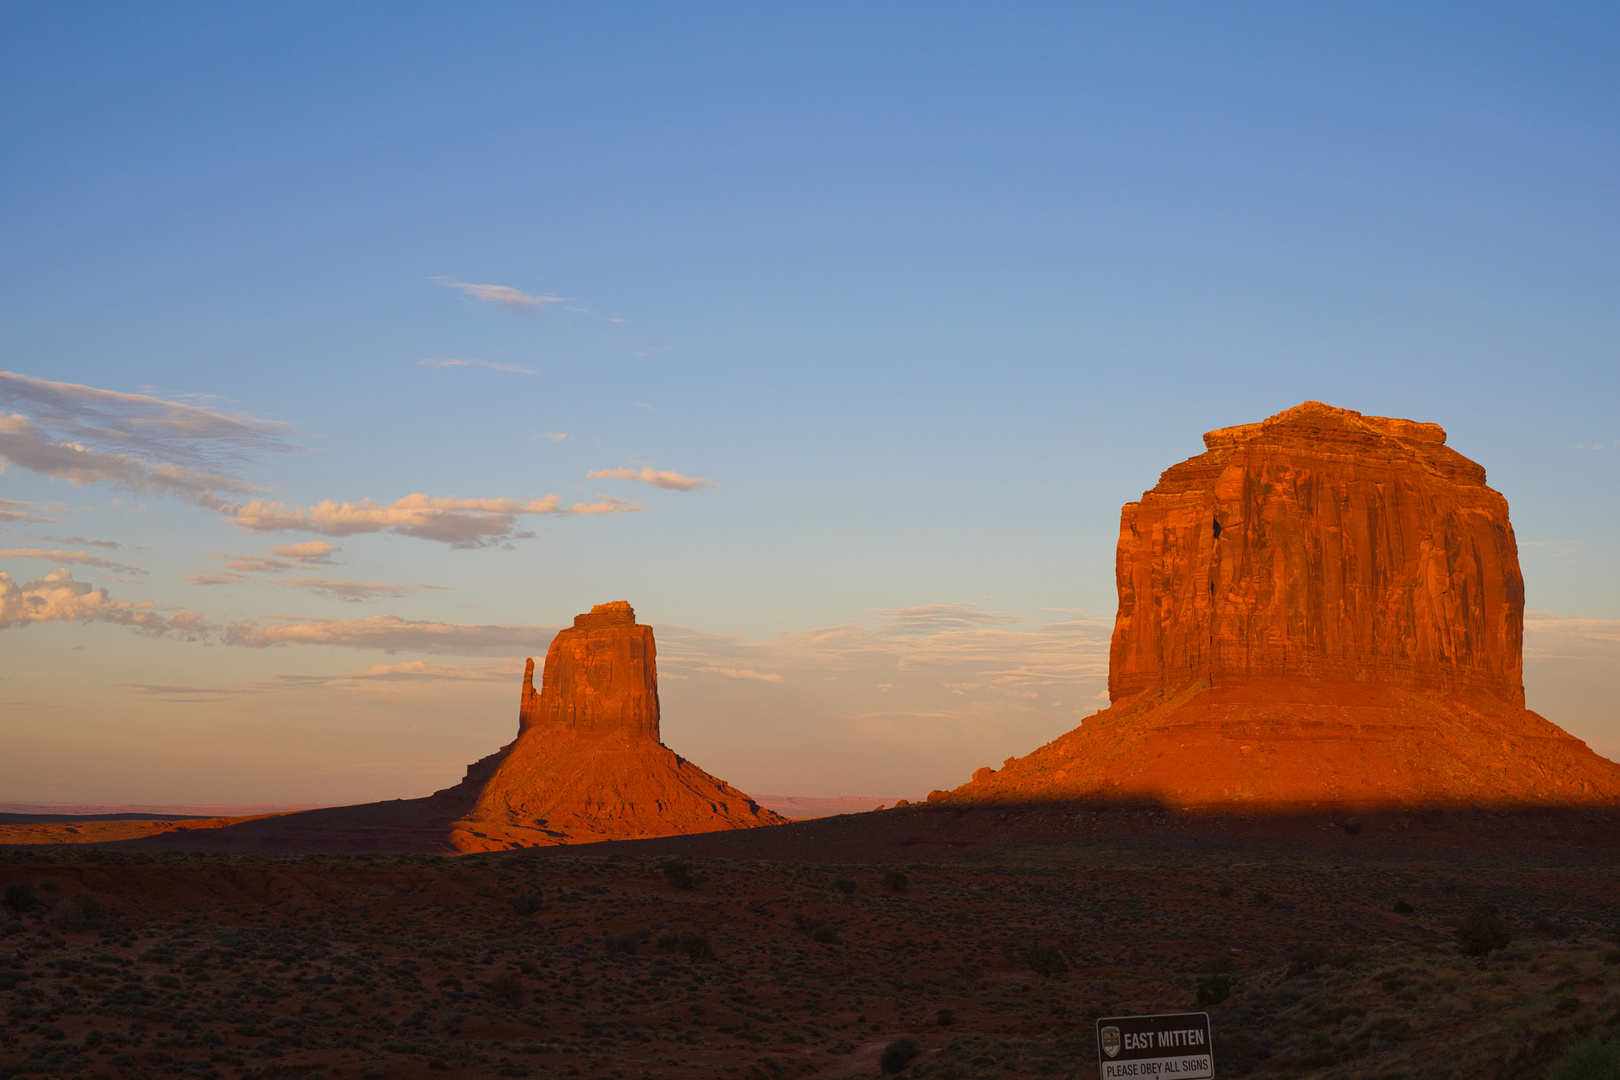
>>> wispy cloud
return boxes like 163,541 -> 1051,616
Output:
269,540 -> 338,562
587,462 -> 717,492
695,665 -> 784,683
0,498 -> 55,523
41,535 -> 122,550
0,371 -> 294,510
229,493 -> 639,547
871,602 -> 1024,634
0,569 -> 208,638
224,615 -> 554,655
418,358 -> 536,375
124,683 -> 255,703
277,577 -> 415,603
432,278 -> 566,311
530,432 -> 568,443
0,548 -> 146,575
275,660 -> 515,687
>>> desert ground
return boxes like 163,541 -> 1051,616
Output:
3,805 -> 1618,1080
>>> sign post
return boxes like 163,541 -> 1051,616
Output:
1096,1012 -> 1214,1080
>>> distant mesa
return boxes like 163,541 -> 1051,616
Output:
948,401 -> 1620,809
122,601 -> 785,853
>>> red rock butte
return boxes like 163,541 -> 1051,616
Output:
951,401 -> 1620,809
435,601 -> 787,850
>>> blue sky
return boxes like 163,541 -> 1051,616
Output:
2,2 -> 1617,804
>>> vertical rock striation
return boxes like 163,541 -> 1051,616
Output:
952,402 -> 1620,808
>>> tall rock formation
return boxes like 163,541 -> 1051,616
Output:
439,601 -> 788,851
953,402 -> 1620,808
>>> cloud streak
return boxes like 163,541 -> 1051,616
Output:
0,548 -> 146,575
433,278 -> 566,311
228,493 -> 638,547
587,463 -> 718,491
0,498 -> 54,523
0,371 -> 295,510
224,615 -> 555,655
0,569 -> 208,637
418,359 -> 536,375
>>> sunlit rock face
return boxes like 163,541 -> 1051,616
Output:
1110,401 -> 1525,704
950,403 -> 1620,809
442,602 -> 787,850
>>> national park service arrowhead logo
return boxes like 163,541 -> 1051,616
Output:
1101,1026 -> 1121,1058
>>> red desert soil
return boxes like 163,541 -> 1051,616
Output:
2,827 -> 1618,1080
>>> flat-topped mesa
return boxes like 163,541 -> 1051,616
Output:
1110,401 -> 1525,705
519,600 -> 660,740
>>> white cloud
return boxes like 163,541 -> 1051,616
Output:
587,462 -> 717,492
0,498 -> 55,523
530,432 -> 568,443
0,569 -> 208,638
418,358 -> 536,375
228,492 -> 640,547
432,278 -> 565,311
0,548 -> 146,575
0,371 -> 294,509
224,614 -> 555,655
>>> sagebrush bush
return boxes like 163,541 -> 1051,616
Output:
2,883 -> 35,913
486,972 -> 525,1007
661,859 -> 695,890
882,870 -> 909,892
1546,1034 -> 1620,1080
1457,904 -> 1512,959
48,894 -> 104,930
509,893 -> 544,917
879,1036 -> 921,1074
1024,945 -> 1068,979
1195,975 -> 1231,1006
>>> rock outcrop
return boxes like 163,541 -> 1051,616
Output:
952,402 -> 1620,808
438,602 -> 788,851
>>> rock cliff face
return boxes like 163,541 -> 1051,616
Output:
951,402 -> 1620,808
441,601 -> 787,851
1110,401 -> 1524,704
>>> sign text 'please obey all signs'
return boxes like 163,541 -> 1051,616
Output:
1096,1012 -> 1214,1080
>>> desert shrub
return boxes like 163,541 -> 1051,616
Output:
879,1036 -> 922,1074
1546,1034 -> 1620,1080
603,932 -> 637,954
509,893 -> 544,917
833,877 -> 857,894
1287,946 -> 1328,978
1195,975 -> 1232,1006
48,893 -> 104,930
1024,945 -> 1068,978
661,859 -> 695,890
487,972 -> 525,1007
811,925 -> 839,944
1250,891 -> 1273,907
882,870 -> 909,892
0,921 -> 24,938
2,883 -> 36,913
1208,956 -> 1239,974
1393,899 -> 1414,914
675,931 -> 714,962
1457,904 -> 1513,959
936,1008 -> 955,1026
